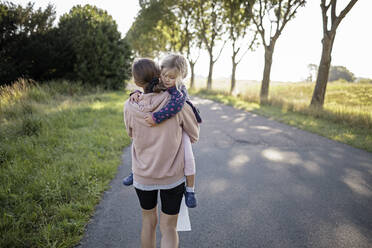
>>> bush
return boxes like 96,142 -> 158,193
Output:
0,3 -> 133,89
58,4 -> 133,90
0,2 -> 57,85
328,65 -> 355,82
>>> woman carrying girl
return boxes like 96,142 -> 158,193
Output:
123,53 -> 201,208
124,57 -> 199,247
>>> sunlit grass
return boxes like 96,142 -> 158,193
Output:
190,79 -> 372,153
0,79 -> 130,247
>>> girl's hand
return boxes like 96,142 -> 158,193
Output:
144,113 -> 156,127
130,91 -> 141,103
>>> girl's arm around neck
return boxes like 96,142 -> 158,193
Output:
152,86 -> 186,124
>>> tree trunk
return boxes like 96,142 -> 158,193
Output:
310,34 -> 335,107
230,62 -> 237,95
260,45 -> 274,103
207,54 -> 214,90
189,62 -> 195,89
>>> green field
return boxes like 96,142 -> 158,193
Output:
190,78 -> 372,153
0,79 -> 131,248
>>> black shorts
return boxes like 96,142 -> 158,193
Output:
135,182 -> 185,215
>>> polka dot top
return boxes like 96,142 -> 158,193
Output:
152,86 -> 186,124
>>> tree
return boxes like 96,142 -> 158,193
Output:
174,0 -> 202,89
252,0 -> 306,102
59,5 -> 132,89
0,1 -> 57,85
223,0 -> 257,94
306,63 -> 318,82
328,65 -> 355,82
126,0 -> 202,88
310,0 -> 359,107
196,0 -> 226,90
125,0 -> 176,57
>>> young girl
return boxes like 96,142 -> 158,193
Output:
123,53 -> 201,208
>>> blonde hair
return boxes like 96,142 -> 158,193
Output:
160,53 -> 188,88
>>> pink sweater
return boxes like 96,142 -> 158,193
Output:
123,91 -> 200,186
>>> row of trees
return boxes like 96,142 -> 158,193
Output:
0,2 -> 132,89
126,0 -> 359,107
126,0 -> 258,92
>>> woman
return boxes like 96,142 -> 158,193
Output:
124,58 -> 199,248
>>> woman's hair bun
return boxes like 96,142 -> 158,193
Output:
145,77 -> 159,93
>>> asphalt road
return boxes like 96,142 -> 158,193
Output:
76,97 -> 372,248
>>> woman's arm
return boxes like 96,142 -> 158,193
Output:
123,101 -> 133,138
151,86 -> 186,124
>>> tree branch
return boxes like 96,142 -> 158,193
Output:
276,0 -> 283,34
325,0 -> 332,10
237,31 -> 258,64
272,0 -> 291,40
281,0 -> 305,34
213,39 -> 227,63
330,0 -> 337,24
253,0 -> 267,47
332,0 -> 359,31
187,46 -> 200,65
259,0 -> 266,36
320,0 -> 329,33
200,16 -> 211,51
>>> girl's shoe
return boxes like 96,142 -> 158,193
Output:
123,173 -> 133,186
185,191 -> 197,208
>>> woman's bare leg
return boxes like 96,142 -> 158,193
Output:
141,206 -> 158,248
159,212 -> 179,248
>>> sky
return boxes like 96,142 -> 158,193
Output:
12,0 -> 372,82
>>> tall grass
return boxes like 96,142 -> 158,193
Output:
190,79 -> 372,130
190,79 -> 372,152
0,79 -> 130,247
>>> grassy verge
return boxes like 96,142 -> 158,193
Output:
191,85 -> 372,153
0,79 -> 131,247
